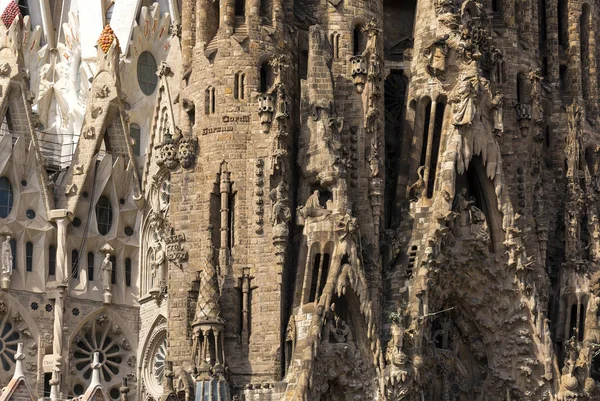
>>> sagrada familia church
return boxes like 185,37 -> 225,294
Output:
0,0 -> 599,399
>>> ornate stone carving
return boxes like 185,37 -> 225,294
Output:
165,232 -> 187,269
177,136 -> 197,168
0,63 -> 10,77
254,159 -> 265,233
257,94 -> 275,133
1,235 -> 12,290
423,35 -> 449,80
101,253 -> 113,304
350,56 -> 368,93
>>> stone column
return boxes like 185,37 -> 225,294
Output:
421,99 -> 438,198
38,0 -> 56,49
48,209 -> 72,374
219,169 -> 231,273
221,0 -> 235,35
196,0 -> 210,44
181,0 -> 194,65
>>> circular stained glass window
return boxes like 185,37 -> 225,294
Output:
137,51 -> 158,96
0,178 -> 13,218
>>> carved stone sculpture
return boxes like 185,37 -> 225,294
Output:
101,253 -> 113,304
1,236 -> 12,289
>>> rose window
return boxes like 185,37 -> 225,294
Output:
0,320 -> 21,371
143,328 -> 167,399
153,338 -> 167,384
72,315 -> 132,394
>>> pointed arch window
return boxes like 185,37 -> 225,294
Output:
96,196 -> 113,235
125,258 -> 132,287
259,62 -> 273,93
25,242 -> 33,272
88,252 -> 95,281
234,72 -> 245,100
71,250 -> 79,279
48,245 -> 56,276
0,178 -> 13,218
137,51 -> 158,96
205,87 -> 216,114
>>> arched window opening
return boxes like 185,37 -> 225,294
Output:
235,0 -> 245,16
88,252 -> 95,282
125,258 -> 132,287
205,87 -> 216,114
234,72 -> 245,100
137,52 -> 158,96
331,32 -> 341,59
71,250 -> 79,279
419,100 -> 432,169
516,72 -> 530,104
0,177 -> 13,218
568,302 -> 586,341
25,242 -> 32,272
260,62 -> 274,93
454,156 -> 497,252
299,50 -> 309,81
96,196 -> 113,235
317,253 -> 330,298
308,253 -> 321,303
427,100 -> 445,198
110,255 -> 117,284
353,24 -> 365,55
559,64 -> 569,99
558,0 -> 568,49
48,245 -> 56,276
261,0 -> 272,24
384,70 -> 407,226
130,124 -> 141,157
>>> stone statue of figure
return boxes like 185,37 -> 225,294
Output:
305,190 -> 322,209
150,245 -> 165,291
101,254 -> 113,293
269,182 -> 291,226
491,90 -> 505,135
1,236 -> 12,277
424,35 -> 449,80
452,188 -> 475,227
451,75 -> 478,126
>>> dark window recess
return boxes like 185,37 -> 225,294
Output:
43,373 -> 51,398
308,253 -> 321,303
0,177 -> 13,218
25,242 -> 33,272
26,209 -> 35,219
124,226 -> 134,236
110,256 -> 117,284
73,217 -> 82,227
48,245 -> 56,276
130,124 -> 141,157
125,258 -> 132,287
88,252 -> 95,281
71,250 -> 79,279
96,196 -> 113,235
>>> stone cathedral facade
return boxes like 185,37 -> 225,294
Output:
0,0 -> 599,400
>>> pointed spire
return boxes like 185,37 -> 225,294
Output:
89,352 -> 102,388
12,343 -> 24,380
192,226 -> 223,325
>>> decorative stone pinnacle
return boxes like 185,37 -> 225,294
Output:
12,342 -> 25,379
97,25 -> 119,54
